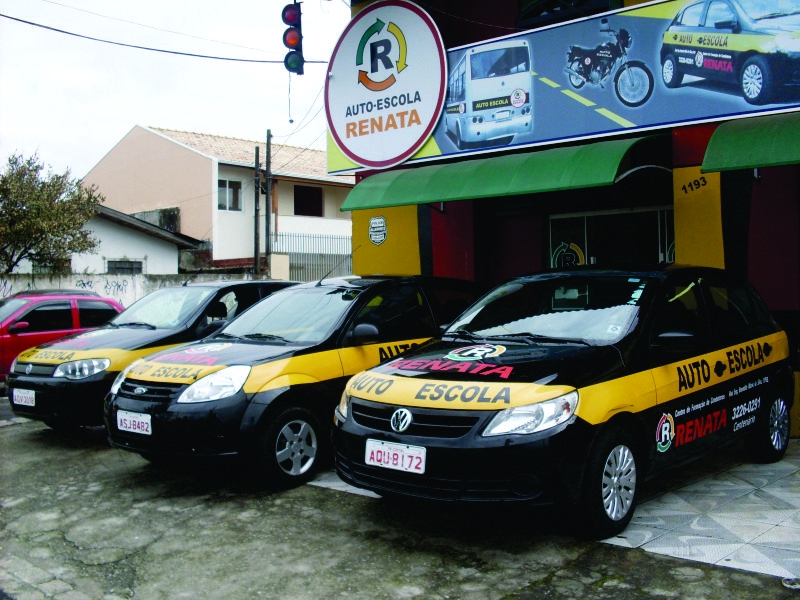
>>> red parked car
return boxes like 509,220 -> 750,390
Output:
0,290 -> 124,392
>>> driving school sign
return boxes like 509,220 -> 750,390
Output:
325,0 -> 446,169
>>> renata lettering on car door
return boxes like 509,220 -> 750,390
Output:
650,331 -> 789,463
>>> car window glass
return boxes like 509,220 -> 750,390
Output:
706,279 -> 769,343
679,2 -> 705,26
706,1 -> 735,26
0,298 -> 29,323
449,277 -> 648,345
349,285 -> 435,343
652,281 -> 703,337
19,301 -> 73,333
422,283 -> 483,326
78,300 -> 119,328
224,286 -> 362,344
211,291 -> 239,323
115,287 -> 214,328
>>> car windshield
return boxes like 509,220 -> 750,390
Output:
0,298 -> 30,323
446,275 -> 653,346
111,287 -> 215,329
221,286 -> 362,344
738,0 -> 800,20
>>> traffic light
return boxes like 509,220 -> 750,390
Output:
282,2 -> 304,75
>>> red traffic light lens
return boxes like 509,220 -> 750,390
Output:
282,4 -> 301,26
283,27 -> 301,50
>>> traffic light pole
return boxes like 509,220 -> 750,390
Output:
253,145 -> 260,275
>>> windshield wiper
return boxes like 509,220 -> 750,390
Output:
486,333 -> 591,346
442,330 -> 483,342
116,321 -> 157,330
210,331 -> 244,341
242,333 -> 290,343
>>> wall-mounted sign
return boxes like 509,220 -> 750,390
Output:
369,216 -> 388,245
325,0 -> 447,169
327,0 -> 800,173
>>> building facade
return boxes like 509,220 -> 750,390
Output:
328,0 -> 800,429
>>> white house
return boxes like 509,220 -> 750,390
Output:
84,126 -> 355,277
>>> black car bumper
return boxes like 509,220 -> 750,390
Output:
7,372 -> 118,426
104,389 -> 264,458
332,400 -> 595,504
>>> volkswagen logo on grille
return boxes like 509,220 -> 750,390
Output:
133,387 -> 148,395
390,408 -> 413,433
25,363 -> 32,375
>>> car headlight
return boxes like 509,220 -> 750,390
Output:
337,391 -> 350,420
53,358 -> 111,380
109,361 -> 140,395
177,365 -> 251,404
482,391 -> 578,436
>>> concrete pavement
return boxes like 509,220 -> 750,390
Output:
1,403 -> 798,600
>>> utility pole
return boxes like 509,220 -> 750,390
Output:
253,145 -> 260,276
265,129 -> 272,278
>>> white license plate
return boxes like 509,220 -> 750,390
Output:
12,388 -> 35,407
495,110 -> 511,120
117,409 -> 152,435
365,439 -> 426,474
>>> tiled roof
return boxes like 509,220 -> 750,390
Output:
150,128 -> 353,183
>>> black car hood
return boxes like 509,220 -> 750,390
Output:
140,339 -> 301,371
369,338 -> 625,389
27,326 -> 185,353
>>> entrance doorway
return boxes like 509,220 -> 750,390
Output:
550,208 -> 674,268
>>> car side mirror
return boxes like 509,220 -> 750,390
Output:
714,19 -> 738,31
351,322 -> 380,341
7,321 -> 29,334
652,330 -> 695,353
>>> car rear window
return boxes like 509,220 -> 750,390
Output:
78,299 -> 120,328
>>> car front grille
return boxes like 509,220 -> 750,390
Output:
117,378 -> 186,403
12,362 -> 56,377
350,398 -> 483,439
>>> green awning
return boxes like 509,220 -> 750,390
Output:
702,111 -> 800,173
341,136 -> 657,211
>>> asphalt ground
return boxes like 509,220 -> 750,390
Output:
1,400 -> 798,600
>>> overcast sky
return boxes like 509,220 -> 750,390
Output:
0,0 -> 352,178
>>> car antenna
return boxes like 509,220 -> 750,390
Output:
315,244 -> 360,286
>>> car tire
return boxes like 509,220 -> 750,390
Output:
256,407 -> 321,486
740,55 -> 773,104
745,395 -> 791,463
661,54 -> 683,89
577,426 -> 639,539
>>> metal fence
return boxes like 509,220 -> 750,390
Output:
270,232 -> 352,282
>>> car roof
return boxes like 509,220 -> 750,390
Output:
10,289 -> 102,298
286,275 -> 480,292
180,279 -> 300,289
515,264 -> 730,282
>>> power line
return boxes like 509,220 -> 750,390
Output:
0,13 -> 328,64
38,0 -> 268,53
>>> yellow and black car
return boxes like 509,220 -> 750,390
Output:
8,280 -> 295,429
103,276 -> 485,484
332,266 -> 794,538
660,0 -> 800,104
